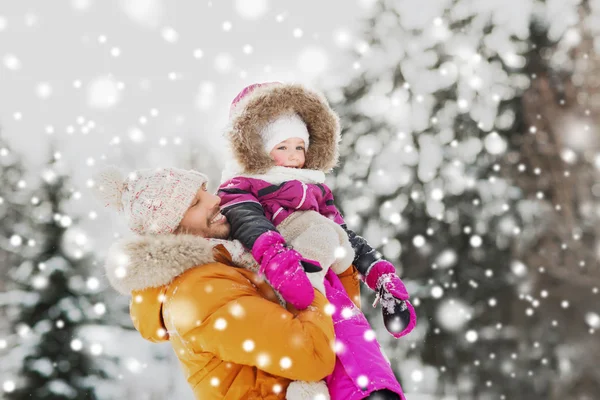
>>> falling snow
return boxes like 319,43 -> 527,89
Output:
1,0 -> 600,399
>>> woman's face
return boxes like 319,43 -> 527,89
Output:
177,184 -> 230,239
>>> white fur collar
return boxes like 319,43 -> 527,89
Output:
221,163 -> 325,185
104,234 -> 257,295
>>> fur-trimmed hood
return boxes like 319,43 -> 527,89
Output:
104,234 -> 255,295
226,83 -> 341,174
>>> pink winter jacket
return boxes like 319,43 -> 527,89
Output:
219,176 -> 345,227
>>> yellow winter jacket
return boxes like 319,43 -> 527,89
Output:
104,234 -> 361,399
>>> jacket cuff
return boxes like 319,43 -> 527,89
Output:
364,260 -> 395,290
251,230 -> 285,263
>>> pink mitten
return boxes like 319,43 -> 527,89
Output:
252,231 -> 322,310
365,260 -> 417,338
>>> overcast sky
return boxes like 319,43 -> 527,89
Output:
0,0 -> 369,171
0,0 -> 370,249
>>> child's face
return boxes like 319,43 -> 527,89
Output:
269,137 -> 306,168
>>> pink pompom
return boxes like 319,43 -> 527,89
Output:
93,166 -> 127,211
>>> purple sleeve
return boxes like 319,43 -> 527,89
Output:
218,177 -> 279,251
320,184 -> 345,225
218,177 -> 261,209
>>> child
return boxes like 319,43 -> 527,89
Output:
218,82 -> 416,399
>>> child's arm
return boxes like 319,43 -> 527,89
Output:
219,178 -> 321,271
321,184 -> 416,338
218,178 -> 278,250
319,183 -> 401,279
218,177 -> 322,310
319,183 -> 383,276
340,224 -> 413,302
340,224 -> 382,278
341,224 -> 417,338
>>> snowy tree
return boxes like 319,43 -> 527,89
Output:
0,132 -> 31,368
0,133 -> 27,285
1,153 -> 114,399
508,12 -> 600,398
326,0 -> 600,398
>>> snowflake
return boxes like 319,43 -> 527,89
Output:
214,318 -> 227,330
242,339 -> 255,352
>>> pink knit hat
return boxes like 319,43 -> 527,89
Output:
94,166 -> 208,235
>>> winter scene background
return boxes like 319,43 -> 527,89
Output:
1,0 -> 600,399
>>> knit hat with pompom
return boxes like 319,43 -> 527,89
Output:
93,166 -> 208,235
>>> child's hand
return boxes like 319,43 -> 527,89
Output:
378,292 -> 416,338
364,260 -> 408,299
365,260 -> 417,338
252,231 -> 321,310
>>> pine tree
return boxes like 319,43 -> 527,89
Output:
3,154 -> 110,399
0,133 -> 35,388
0,134 -> 30,285
0,136 -> 26,376
327,0 -> 598,398
505,17 -> 600,399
